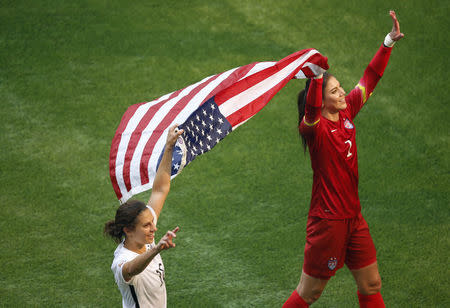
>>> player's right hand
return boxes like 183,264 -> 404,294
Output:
157,226 -> 179,251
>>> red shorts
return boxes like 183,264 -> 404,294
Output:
303,213 -> 377,280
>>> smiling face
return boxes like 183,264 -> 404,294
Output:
322,75 -> 347,113
125,208 -> 157,248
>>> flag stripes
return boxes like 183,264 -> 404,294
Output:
216,49 -> 320,127
110,48 -> 328,203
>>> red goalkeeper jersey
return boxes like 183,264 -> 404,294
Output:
299,44 -> 392,219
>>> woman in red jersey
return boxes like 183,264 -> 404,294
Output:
283,11 -> 404,308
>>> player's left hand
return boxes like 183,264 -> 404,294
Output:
388,11 -> 404,42
166,125 -> 184,148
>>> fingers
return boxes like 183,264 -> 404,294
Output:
394,33 -> 404,41
169,124 -> 184,136
389,10 -> 399,31
158,240 -> 173,250
389,10 -> 404,42
389,10 -> 396,20
161,240 -> 176,248
167,231 -> 177,238
159,240 -> 175,250
158,227 -> 179,250
389,11 -> 399,28
166,125 -> 184,146
173,126 -> 184,136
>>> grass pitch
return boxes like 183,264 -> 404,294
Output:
1,0 -> 448,306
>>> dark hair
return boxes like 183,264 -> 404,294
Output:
104,200 -> 148,243
297,72 -> 333,152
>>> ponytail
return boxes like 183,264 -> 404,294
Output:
104,200 -> 147,244
104,220 -> 124,244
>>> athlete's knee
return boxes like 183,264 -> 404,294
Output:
359,277 -> 382,295
308,287 -> 324,304
296,270 -> 328,304
298,286 -> 324,304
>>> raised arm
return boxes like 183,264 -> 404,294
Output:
346,11 -> 404,118
299,76 -> 324,137
147,125 -> 184,219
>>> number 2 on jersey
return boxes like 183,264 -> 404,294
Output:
345,140 -> 353,157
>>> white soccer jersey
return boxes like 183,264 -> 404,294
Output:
111,206 -> 166,308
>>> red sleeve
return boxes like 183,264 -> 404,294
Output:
346,44 -> 393,119
299,78 -> 322,137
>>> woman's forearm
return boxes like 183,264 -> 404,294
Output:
152,143 -> 174,194
122,246 -> 161,281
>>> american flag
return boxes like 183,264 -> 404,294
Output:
110,48 -> 328,203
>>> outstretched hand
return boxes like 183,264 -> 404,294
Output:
157,226 -> 179,251
388,11 -> 404,42
166,125 -> 184,148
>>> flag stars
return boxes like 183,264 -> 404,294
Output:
179,100 -> 231,166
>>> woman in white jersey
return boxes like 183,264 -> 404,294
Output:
104,125 -> 183,308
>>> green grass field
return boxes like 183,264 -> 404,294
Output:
1,0 -> 449,306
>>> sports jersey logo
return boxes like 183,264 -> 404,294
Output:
328,257 -> 337,270
156,263 -> 165,286
344,119 -> 354,129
